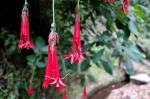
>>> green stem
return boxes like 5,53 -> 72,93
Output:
25,0 -> 28,6
52,0 -> 55,25
30,69 -> 35,84
78,0 -> 80,10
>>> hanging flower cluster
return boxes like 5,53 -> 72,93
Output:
42,0 -> 69,98
42,30 -> 68,88
103,0 -> 115,3
65,5 -> 86,64
119,0 -> 130,13
18,1 -> 35,49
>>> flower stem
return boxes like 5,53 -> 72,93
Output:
25,0 -> 28,6
51,0 -> 56,31
52,0 -> 55,25
77,0 -> 80,10
30,69 -> 35,84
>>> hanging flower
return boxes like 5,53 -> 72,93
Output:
42,45 -> 52,88
18,1 -> 35,49
103,0 -> 115,3
27,85 -> 33,96
65,5 -> 87,64
63,91 -> 68,99
43,31 -> 68,88
119,0 -> 130,13
81,87 -> 87,99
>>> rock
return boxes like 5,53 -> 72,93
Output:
130,73 -> 150,84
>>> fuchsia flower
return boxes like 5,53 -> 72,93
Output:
42,30 -> 68,88
81,87 -> 87,99
103,0 -> 115,3
18,4 -> 35,49
65,6 -> 86,64
27,85 -> 33,96
42,45 -> 52,88
119,0 -> 130,13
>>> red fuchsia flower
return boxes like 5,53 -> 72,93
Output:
43,30 -> 68,88
49,45 -> 67,87
103,0 -> 115,3
18,3 -> 35,49
65,6 -> 86,64
81,87 -> 87,99
27,85 -> 33,96
63,91 -> 68,99
42,45 -> 52,88
119,0 -> 130,13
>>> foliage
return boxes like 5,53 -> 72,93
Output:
0,0 -> 149,98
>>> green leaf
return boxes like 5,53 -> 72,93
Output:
27,62 -> 33,66
35,36 -> 46,50
133,5 -> 146,20
35,62 -> 45,68
122,46 -> 139,62
97,31 -> 111,42
123,25 -> 130,41
79,75 -> 85,87
100,59 -> 113,75
117,29 -> 124,38
26,55 -> 36,63
88,75 -> 96,83
33,48 -> 39,54
128,20 -> 139,35
101,31 -> 111,41
82,43 -> 93,53
105,52 -> 114,69
112,49 -> 119,57
81,57 -> 91,71
125,56 -> 134,75
93,49 -> 104,63
115,41 -> 122,53
40,46 -> 48,54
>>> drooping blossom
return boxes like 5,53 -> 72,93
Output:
81,87 -> 87,99
27,85 -> 33,96
42,30 -> 68,88
65,5 -> 87,64
18,2 -> 35,49
42,45 -> 52,88
103,0 -> 115,3
63,91 -> 68,99
119,0 -> 130,13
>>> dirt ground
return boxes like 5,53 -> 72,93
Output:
107,82 -> 150,99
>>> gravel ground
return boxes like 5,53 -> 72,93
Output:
107,82 -> 150,99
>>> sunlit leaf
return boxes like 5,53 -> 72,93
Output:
93,49 -> 104,63
88,75 -> 96,83
128,20 -> 139,35
100,59 -> 113,75
125,56 -> 134,75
